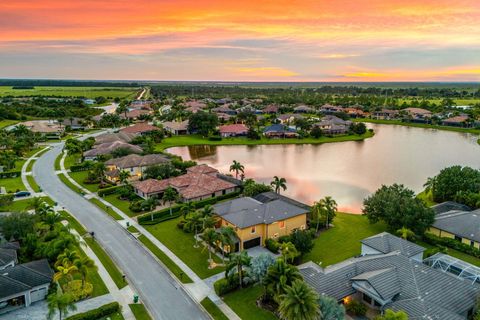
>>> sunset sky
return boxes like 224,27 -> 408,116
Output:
1,0 -> 479,81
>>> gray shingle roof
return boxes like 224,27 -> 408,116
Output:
433,209 -> 480,243
213,196 -> 308,228
0,259 -> 53,299
300,251 -> 480,320
351,268 -> 400,301
361,232 -> 425,258
0,248 -> 17,266
432,201 -> 471,215
253,192 -> 311,211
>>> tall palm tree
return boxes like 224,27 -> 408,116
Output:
119,170 -> 131,185
218,226 -> 237,263
54,261 -> 78,283
271,176 -> 287,194
55,249 -> 80,268
43,212 -> 63,231
229,160 -> 245,179
202,228 -> 219,265
74,256 -> 96,288
162,186 -> 178,216
200,215 -> 217,232
28,197 -> 45,212
280,242 -> 299,264
47,288 -> 77,320
93,162 -> 106,183
264,259 -> 303,301
310,201 -> 324,233
184,212 -> 203,248
319,196 -> 337,229
278,280 -> 320,320
200,205 -> 214,217
225,251 -> 251,288
180,202 -> 195,219
423,176 -> 437,194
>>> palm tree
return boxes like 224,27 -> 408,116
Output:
218,226 -> 237,263
264,259 -> 303,301
202,228 -> 219,265
180,202 -> 195,219
271,176 -> 287,194
74,256 -> 96,288
55,249 -> 80,268
200,205 -> 214,217
119,170 -> 131,185
310,201 -> 324,233
423,176 -> 437,194
184,212 -> 203,248
397,226 -> 415,240
47,288 -> 77,320
229,160 -> 245,179
141,197 -> 157,221
280,242 -> 299,264
319,196 -> 337,229
54,261 -> 78,283
200,215 -> 217,232
225,251 -> 251,288
37,201 -> 55,218
28,197 -> 45,211
93,162 -> 106,183
278,280 -> 320,320
43,212 -> 63,231
162,186 -> 178,216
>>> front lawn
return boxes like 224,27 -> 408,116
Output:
90,198 -> 124,220
223,285 -> 276,320
143,216 -> 224,279
155,131 -> 374,151
303,212 -> 387,267
58,173 -> 85,195
0,176 -> 25,193
102,193 -> 142,217
0,196 -> 54,212
64,154 -> 81,169
129,304 -> 152,320
69,171 -> 99,192
27,175 -> 41,192
201,297 -> 229,320
137,234 -> 193,284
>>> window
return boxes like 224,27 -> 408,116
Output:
362,293 -> 372,304
251,226 -> 256,234
279,220 -> 285,228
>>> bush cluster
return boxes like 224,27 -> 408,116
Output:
65,302 -> 120,320
345,300 -> 367,316
0,171 -> 21,179
70,162 -> 94,172
423,233 -> 480,258
265,238 -> 280,253
214,274 -> 240,296
97,185 -> 123,197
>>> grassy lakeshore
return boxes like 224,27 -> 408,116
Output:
155,131 -> 374,151
354,118 -> 480,135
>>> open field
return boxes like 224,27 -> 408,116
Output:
0,86 -> 140,99
303,212 -> 387,267
143,216 -> 224,279
156,131 -> 374,151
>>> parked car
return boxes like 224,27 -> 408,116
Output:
14,191 -> 31,198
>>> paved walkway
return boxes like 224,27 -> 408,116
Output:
57,149 -> 241,319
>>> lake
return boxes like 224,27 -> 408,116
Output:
167,124 -> 480,213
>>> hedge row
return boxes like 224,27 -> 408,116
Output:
0,171 -> 21,179
137,191 -> 241,224
139,212 -> 182,225
98,185 -> 123,197
423,233 -> 480,258
213,274 -> 240,296
70,162 -> 94,172
65,302 -> 120,320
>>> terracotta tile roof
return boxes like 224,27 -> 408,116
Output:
95,132 -> 136,145
443,115 -> 469,123
121,109 -> 152,119
83,141 -> 142,157
263,104 -> 279,113
162,120 -> 189,131
404,107 -> 432,115
219,124 -> 248,134
105,154 -> 170,169
186,164 -> 218,175
120,122 -> 160,134
134,179 -> 171,194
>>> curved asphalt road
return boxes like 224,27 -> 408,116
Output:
34,143 -> 208,320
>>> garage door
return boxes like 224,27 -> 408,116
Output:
243,237 -> 261,249
30,288 -> 47,303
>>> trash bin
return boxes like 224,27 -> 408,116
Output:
133,294 -> 139,303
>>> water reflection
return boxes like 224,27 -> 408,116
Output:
167,124 -> 480,213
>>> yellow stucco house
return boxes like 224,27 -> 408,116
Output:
213,192 -> 309,251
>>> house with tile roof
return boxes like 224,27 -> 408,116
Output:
263,124 -> 298,138
83,141 -> 143,160
219,124 -> 248,137
300,233 -> 480,320
0,258 -> 53,314
133,165 -> 238,202
213,193 -> 309,251
120,122 -> 160,136
105,154 -> 170,182
162,120 -> 189,135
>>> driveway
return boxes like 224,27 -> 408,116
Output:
33,143 -> 208,320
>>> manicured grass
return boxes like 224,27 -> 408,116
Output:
201,297 -> 229,320
58,173 -> 86,195
155,131 -> 374,151
0,176 -> 25,193
137,234 -> 193,283
0,196 -> 54,212
144,216 -> 224,279
60,210 -> 88,235
354,118 -> 480,135
303,212 -> 387,267
223,285 -> 276,320
0,119 -> 20,129
54,153 -> 63,171
0,86 -> 139,99
89,198 -> 124,220
127,225 -> 139,233
84,237 -> 128,289
64,154 -> 80,169
417,190 -> 437,207
69,171 -> 99,192
26,175 -> 41,192
102,194 -> 142,217
129,304 -> 152,320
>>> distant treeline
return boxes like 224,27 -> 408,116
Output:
12,86 -> 34,89
0,80 -> 140,87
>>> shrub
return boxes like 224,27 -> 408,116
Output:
214,274 -> 240,296
177,220 -> 186,230
278,235 -> 291,244
0,194 -> 14,207
265,238 -> 280,254
65,302 -> 120,320
423,233 -> 480,258
0,171 -> 21,179
208,135 -> 222,141
97,185 -> 122,197
70,161 -> 94,172
289,229 -> 315,255
63,280 -> 93,301
129,200 -> 144,213
345,300 -> 367,316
